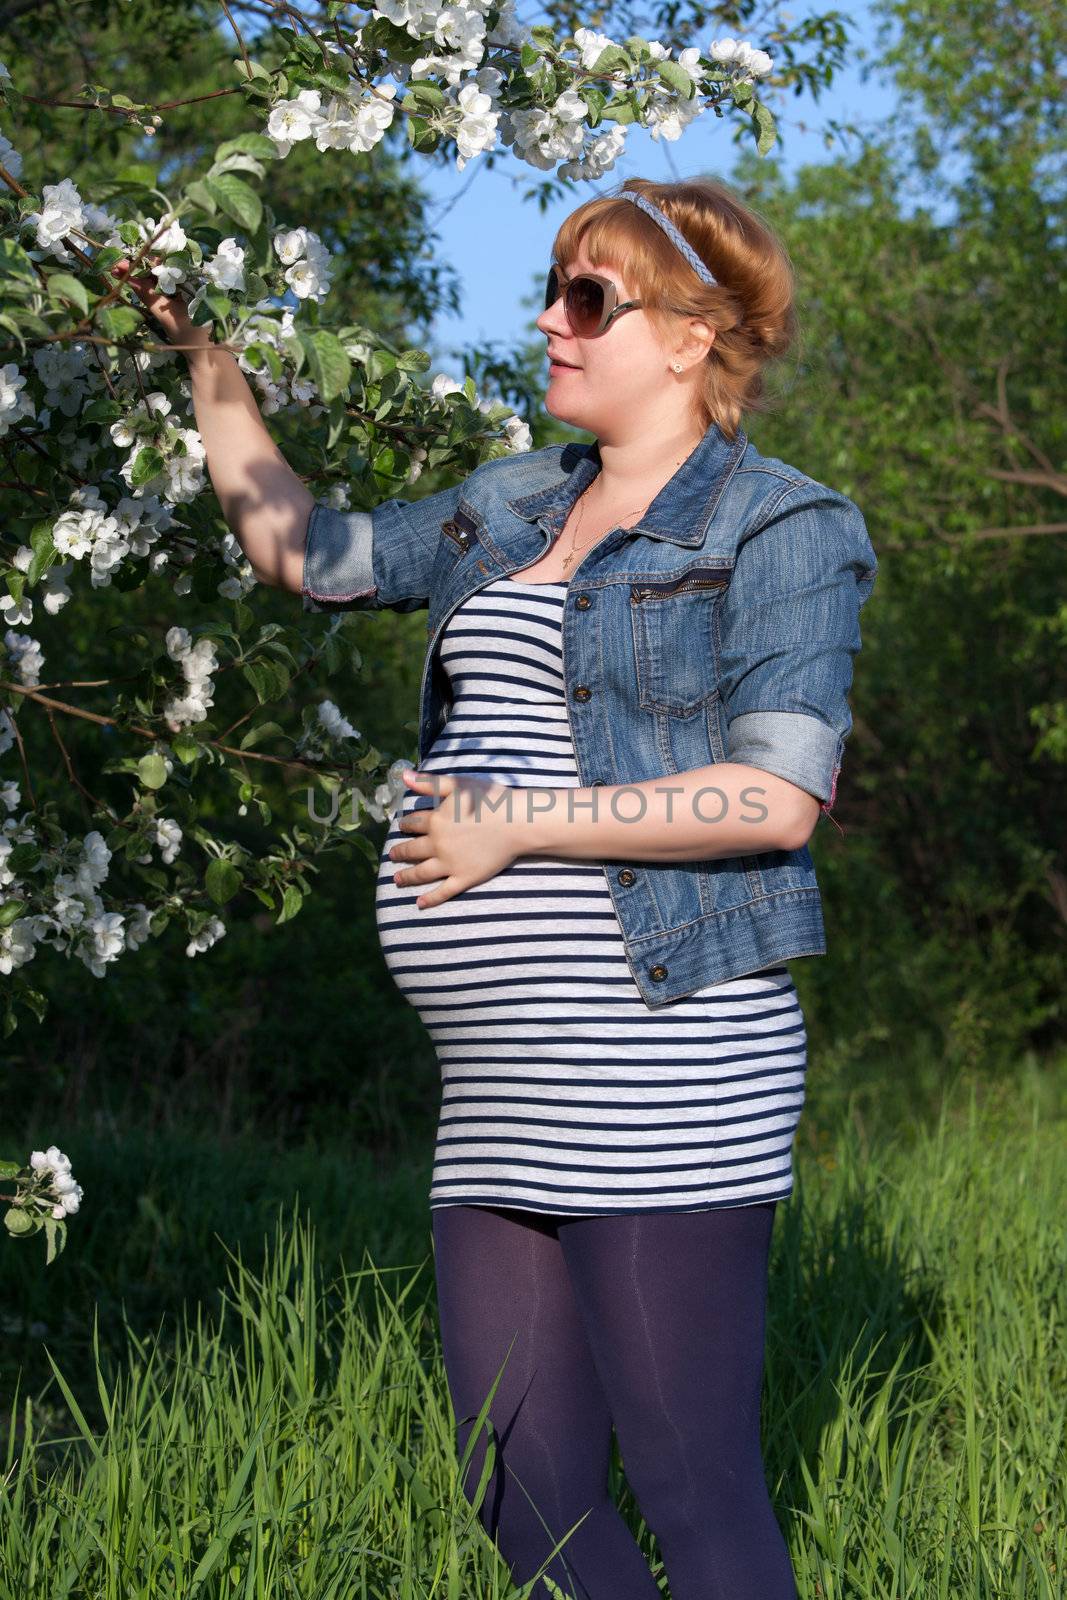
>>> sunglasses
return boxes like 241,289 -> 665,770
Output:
543,264 -> 644,337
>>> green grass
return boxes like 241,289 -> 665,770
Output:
1,1058 -> 1064,1597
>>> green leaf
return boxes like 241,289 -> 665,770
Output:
298,329 -> 352,405
0,1160 -> 20,1178
100,305 -> 142,339
184,180 -> 218,216
7,843 -> 40,874
214,132 -> 279,163
129,446 -> 164,488
239,720 -> 285,751
241,661 -> 276,704
602,98 -> 639,125
47,272 -> 90,316
4,1208 -> 34,1236
81,397 -> 124,423
406,82 -> 446,106
446,403 -> 489,446
581,86 -> 606,126
359,16 -> 426,63
205,857 -> 241,906
135,865 -> 169,892
0,900 -> 27,929
406,115 -> 441,155
752,101 -> 777,156
44,1216 -> 65,1266
19,987 -> 47,1024
203,172 -> 262,234
172,734 -> 202,764
0,239 -> 39,282
137,751 -> 168,789
655,60 -> 697,98
276,883 -> 304,925
202,286 -> 233,323
588,44 -> 632,74
232,57 -> 271,81
367,348 -> 397,382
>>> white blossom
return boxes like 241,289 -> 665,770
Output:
203,236 -> 246,292
558,123 -> 626,180
454,80 -> 499,169
155,816 -> 182,864
27,1147 -> 84,1215
502,414 -> 532,452
136,213 -> 187,257
24,177 -> 85,264
431,371 -> 464,399
77,911 -> 126,977
0,131 -> 19,179
0,361 -> 36,437
318,698 -> 361,741
186,915 -> 226,957
124,903 -> 153,950
708,36 -> 773,78
32,343 -> 92,417
4,627 -> 43,682
0,592 -> 31,627
572,27 -> 618,69
273,226 -> 310,266
267,89 -> 325,156
163,626 -> 218,731
0,918 -> 37,974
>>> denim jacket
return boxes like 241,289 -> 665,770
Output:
302,421 -> 878,1008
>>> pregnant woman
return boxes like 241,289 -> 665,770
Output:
116,175 -> 877,1600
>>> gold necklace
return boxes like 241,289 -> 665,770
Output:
559,484 -> 650,576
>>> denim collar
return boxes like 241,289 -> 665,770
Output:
505,420 -> 748,547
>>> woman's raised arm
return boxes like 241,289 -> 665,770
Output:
110,257 -> 313,594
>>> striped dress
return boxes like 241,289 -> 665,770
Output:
374,575 -> 808,1216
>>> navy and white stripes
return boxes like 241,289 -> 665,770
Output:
375,577 -> 807,1215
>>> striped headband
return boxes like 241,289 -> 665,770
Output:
619,190 -> 719,288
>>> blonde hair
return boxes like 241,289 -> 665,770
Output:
550,176 -> 799,441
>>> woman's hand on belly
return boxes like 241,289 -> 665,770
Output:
388,770 -> 528,909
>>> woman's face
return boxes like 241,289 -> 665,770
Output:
534,242 -> 687,442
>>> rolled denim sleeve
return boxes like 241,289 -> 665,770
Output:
717,481 -> 878,809
302,477 -> 466,616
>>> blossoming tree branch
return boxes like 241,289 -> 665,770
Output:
0,0 -> 821,1043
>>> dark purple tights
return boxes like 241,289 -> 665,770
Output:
431,1200 -> 798,1600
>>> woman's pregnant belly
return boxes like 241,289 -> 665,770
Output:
374,734 -> 618,1022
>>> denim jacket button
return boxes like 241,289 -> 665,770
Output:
649,964 -> 668,981
617,868 -> 636,886
575,593 -> 592,609
573,685 -> 592,702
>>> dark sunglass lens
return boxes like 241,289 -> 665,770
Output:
567,276 -> 604,335
544,267 -> 561,310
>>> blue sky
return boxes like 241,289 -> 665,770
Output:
417,2 -> 901,367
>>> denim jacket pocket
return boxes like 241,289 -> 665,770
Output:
629,565 -> 732,717
431,502 -> 481,586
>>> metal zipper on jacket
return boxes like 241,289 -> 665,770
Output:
630,569 -> 731,603
416,583 -> 481,763
416,521 -> 556,762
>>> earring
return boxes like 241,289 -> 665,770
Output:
672,362 -> 682,372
